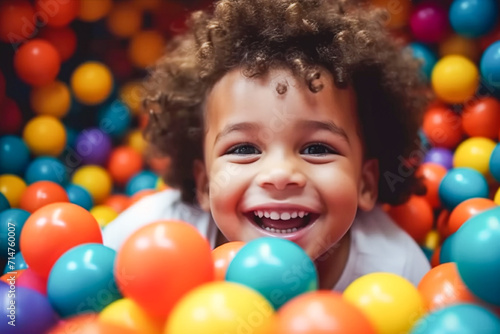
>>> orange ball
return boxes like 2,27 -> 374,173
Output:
19,180 -> 69,213
422,104 -> 464,149
418,262 -> 478,312
0,0 -> 35,43
38,26 -> 77,61
370,0 -> 411,29
212,241 -> 246,281
34,0 -> 79,27
430,246 -> 441,268
275,291 -> 376,334
103,194 -> 131,213
388,195 -> 434,244
447,197 -> 497,236
106,2 -> 142,38
14,39 -> 61,86
78,0 -> 112,22
416,162 -> 448,209
461,97 -> 500,140
115,220 -> 214,317
436,209 -> 451,240
20,202 -> 102,278
47,313 -> 136,334
128,30 -> 165,68
107,146 -> 143,185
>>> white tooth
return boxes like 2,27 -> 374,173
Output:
304,212 -> 309,216
286,228 -> 292,233
291,228 -> 297,232
254,211 -> 258,216
270,228 -> 276,233
264,211 -> 270,218
298,211 -> 305,218
258,211 -> 264,218
280,212 -> 291,220
270,211 -> 280,220
291,212 -> 298,218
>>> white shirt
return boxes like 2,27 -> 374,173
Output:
102,189 -> 430,290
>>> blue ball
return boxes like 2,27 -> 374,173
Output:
24,156 -> 69,185
0,135 -> 30,176
439,233 -> 455,265
125,170 -> 158,196
0,209 -> 30,258
65,183 -> 94,211
450,206 -> 500,306
481,41 -> 500,91
407,42 -> 438,81
3,251 -> 28,274
65,126 -> 79,149
450,0 -> 498,38
98,100 -> 132,139
47,243 -> 122,317
489,142 -> 500,182
410,303 -> 500,334
0,193 -> 9,213
438,167 -> 489,210
225,237 -> 318,309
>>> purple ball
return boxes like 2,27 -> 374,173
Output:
75,127 -> 112,166
424,147 -> 454,169
0,282 -> 58,333
410,1 -> 450,43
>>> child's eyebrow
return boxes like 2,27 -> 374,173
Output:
214,122 -> 259,144
298,120 -> 350,144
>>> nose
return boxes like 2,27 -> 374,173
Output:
255,158 -> 306,190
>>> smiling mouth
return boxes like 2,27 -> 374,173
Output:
245,210 -> 319,234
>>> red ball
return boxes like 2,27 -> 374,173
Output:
107,146 -> 143,185
416,162 -> 448,209
103,194 -> 131,213
14,39 -> 61,86
462,97 -> 500,140
422,104 -> 464,149
212,241 -> 245,281
38,26 -> 77,61
0,98 -> 23,135
19,180 -> 69,213
0,0 -> 35,44
34,0 -> 80,27
447,197 -> 497,236
388,195 -> 434,244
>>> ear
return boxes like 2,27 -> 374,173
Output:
358,158 -> 379,211
193,159 -> 210,212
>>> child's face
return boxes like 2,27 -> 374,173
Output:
195,68 -> 378,260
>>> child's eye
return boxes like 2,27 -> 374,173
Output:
225,144 -> 261,155
301,143 -> 337,155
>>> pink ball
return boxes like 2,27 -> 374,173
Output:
410,1 -> 450,44
17,268 -> 47,295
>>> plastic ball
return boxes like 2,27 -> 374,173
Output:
480,23 -> 500,52
25,156 -> 68,186
431,55 -> 479,104
90,205 -> 118,228
422,105 -> 463,149
448,197 -> 497,236
212,241 -> 245,281
14,39 -> 61,86
19,180 -> 69,213
0,208 -> 30,257
370,0 -> 411,30
128,30 -> 166,68
0,98 -> 23,135
0,193 -> 9,213
439,232 -> 455,265
438,167 -> 489,210
410,303 -> 500,334
488,143 -> 500,182
0,283 -> 58,334
0,174 -> 27,207
0,135 -> 30,175
115,220 -> 214,317
107,146 -> 143,185
75,127 -> 113,166
98,100 -> 132,138
406,42 -> 437,81
71,61 -> 114,106
388,195 -> 434,243
30,80 -> 71,118
424,147 -> 454,169
125,170 -> 158,196
78,0 -> 112,22
38,26 -> 78,61
481,41 -> 500,91
453,137 -> 496,178
126,129 -> 147,153
449,0 -> 498,38
48,243 -> 121,317
275,290 -> 376,334
439,34 -> 480,62
343,272 -> 425,334
0,269 -> 24,284
131,0 -> 162,11
103,194 -> 130,213
65,183 -> 94,211
17,267 -> 47,295
34,0 -> 79,27
46,313 -> 122,334
72,165 -> 113,204
226,237 -> 318,310
22,115 -> 67,157
20,202 -> 103,278
0,0 -> 35,43
119,81 -> 144,116
410,1 -> 450,44
416,162 -> 448,208
106,2 -> 143,38
4,251 -> 28,273
99,298 -> 164,334
462,97 -> 500,139
165,281 -> 275,334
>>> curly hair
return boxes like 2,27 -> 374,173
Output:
142,0 -> 429,206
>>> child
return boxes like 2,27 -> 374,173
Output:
103,0 -> 431,290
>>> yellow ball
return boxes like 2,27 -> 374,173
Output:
431,55 -> 479,104
422,229 -> 440,250
78,0 -> 113,22
90,204 -> 119,228
453,137 -> 496,178
0,174 -> 27,208
119,81 -> 144,116
128,30 -> 166,68
165,281 -> 275,334
30,81 -> 71,118
107,2 -> 143,38
439,34 -> 480,62
72,165 -> 113,205
99,298 -> 164,334
22,115 -> 66,156
494,187 -> 500,205
71,61 -> 113,106
343,272 -> 425,334
126,130 -> 147,154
